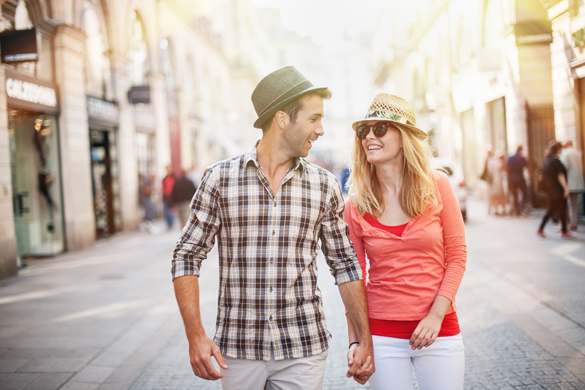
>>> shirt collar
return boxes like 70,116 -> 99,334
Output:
244,140 -> 305,173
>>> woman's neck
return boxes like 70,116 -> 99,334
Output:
375,159 -> 404,196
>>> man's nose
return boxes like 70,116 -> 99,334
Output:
316,123 -> 324,136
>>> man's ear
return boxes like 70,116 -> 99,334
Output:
276,111 -> 290,129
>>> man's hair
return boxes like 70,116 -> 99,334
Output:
517,145 -> 523,152
262,89 -> 332,132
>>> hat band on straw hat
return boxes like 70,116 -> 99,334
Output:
365,110 -> 415,126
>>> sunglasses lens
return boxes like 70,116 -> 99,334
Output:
373,123 -> 388,137
356,125 -> 369,139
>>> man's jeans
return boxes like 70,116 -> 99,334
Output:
509,179 -> 527,215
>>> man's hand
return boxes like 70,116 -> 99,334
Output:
174,276 -> 228,381
346,342 -> 375,384
188,333 -> 228,380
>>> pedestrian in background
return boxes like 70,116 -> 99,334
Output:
162,165 -> 175,231
170,169 -> 197,229
139,173 -> 155,230
172,66 -> 374,389
345,93 -> 466,390
507,146 -> 529,216
537,141 -> 575,238
560,140 -> 584,231
488,152 -> 507,215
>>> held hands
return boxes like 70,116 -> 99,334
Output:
409,312 -> 443,350
346,342 -> 375,385
188,333 -> 228,381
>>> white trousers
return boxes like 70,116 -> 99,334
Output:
220,349 -> 328,390
369,334 -> 465,390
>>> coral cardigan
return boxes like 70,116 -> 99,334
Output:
344,171 -> 467,321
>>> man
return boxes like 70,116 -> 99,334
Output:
170,169 -> 197,229
162,165 -> 175,230
172,66 -> 374,389
507,146 -> 529,216
560,140 -> 584,231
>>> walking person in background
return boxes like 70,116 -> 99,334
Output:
537,141 -> 575,238
139,173 -> 155,231
507,146 -> 530,216
171,169 -> 197,229
488,152 -> 507,215
344,93 -> 467,390
560,140 -> 584,231
172,66 -> 374,389
162,165 -> 175,231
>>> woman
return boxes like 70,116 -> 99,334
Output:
344,93 -> 466,390
487,152 -> 507,215
537,141 -> 575,238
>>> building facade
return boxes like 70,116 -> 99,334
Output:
0,0 -> 276,280
372,0 -> 556,200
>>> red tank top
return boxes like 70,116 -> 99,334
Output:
363,214 -> 408,237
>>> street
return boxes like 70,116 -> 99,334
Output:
0,199 -> 584,390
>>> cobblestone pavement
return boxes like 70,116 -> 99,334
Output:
0,200 -> 585,389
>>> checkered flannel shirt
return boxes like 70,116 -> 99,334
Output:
172,142 -> 362,361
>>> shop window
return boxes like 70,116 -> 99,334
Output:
9,111 -> 65,257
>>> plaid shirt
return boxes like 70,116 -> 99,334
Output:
172,142 -> 362,361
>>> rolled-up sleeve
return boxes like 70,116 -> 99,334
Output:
319,180 -> 362,285
436,172 -> 467,302
171,167 -> 221,280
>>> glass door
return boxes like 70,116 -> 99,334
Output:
8,111 -> 64,258
90,128 -> 120,238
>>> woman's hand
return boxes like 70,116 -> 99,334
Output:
409,313 -> 443,350
409,295 -> 452,350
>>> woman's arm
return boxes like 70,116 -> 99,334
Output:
411,172 -> 467,349
558,173 -> 569,199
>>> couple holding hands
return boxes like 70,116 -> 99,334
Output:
172,66 -> 466,390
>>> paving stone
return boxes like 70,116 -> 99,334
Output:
1,349 -> 99,360
0,373 -> 41,390
59,382 -> 100,390
24,373 -> 71,390
71,366 -> 116,384
17,358 -> 88,373
0,359 -> 31,373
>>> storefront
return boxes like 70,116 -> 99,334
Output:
87,96 -> 122,238
5,68 -> 65,259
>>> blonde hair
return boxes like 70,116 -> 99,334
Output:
347,125 -> 438,217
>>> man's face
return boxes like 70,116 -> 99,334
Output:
281,95 -> 325,158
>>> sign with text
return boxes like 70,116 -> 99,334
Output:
87,96 -> 119,126
4,69 -> 58,113
0,28 -> 38,63
128,86 -> 150,104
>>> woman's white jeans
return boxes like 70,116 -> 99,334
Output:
369,334 -> 465,390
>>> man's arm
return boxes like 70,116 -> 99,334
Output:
174,275 -> 228,380
339,280 -> 374,383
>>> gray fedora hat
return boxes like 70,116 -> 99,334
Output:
252,66 -> 328,129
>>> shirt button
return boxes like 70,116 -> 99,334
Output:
269,315 -> 273,320
270,258 -> 274,264
272,230 -> 275,235
273,202 -> 277,207
269,287 -> 273,292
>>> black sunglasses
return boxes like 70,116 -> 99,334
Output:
355,122 -> 392,140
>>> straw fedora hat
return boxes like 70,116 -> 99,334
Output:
352,93 -> 427,140
252,66 -> 328,129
